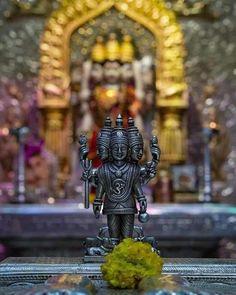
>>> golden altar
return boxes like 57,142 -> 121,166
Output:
37,0 -> 188,179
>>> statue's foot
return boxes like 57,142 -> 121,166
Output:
102,238 -> 120,251
85,237 -> 120,256
86,246 -> 107,256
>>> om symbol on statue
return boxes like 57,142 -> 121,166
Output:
112,179 -> 126,195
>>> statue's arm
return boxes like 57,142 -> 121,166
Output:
93,179 -> 104,219
140,135 -> 161,184
134,180 -> 147,213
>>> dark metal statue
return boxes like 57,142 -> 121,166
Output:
79,114 -> 160,254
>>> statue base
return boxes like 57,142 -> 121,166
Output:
83,225 -> 159,262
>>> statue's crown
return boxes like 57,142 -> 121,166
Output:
91,36 -> 106,63
106,33 -> 120,61
96,117 -> 112,149
91,33 -> 134,63
111,114 -> 128,146
120,35 -> 134,63
127,117 -> 143,147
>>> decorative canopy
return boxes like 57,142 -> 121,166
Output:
38,0 -> 187,108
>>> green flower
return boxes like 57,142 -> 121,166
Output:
101,238 -> 163,289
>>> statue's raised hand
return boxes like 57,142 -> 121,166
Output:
79,135 -> 89,161
146,161 -> 156,178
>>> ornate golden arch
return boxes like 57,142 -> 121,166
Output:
38,0 -> 188,175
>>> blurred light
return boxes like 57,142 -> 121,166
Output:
209,122 -> 217,129
0,128 -> 9,136
205,98 -> 213,106
78,203 -> 84,209
222,187 -> 233,197
142,55 -> 153,66
48,197 -> 55,204
9,189 -> 14,197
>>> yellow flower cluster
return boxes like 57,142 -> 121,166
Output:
101,238 -> 163,289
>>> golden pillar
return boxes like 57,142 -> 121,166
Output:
39,99 -> 70,187
159,110 -> 186,162
157,94 -> 188,163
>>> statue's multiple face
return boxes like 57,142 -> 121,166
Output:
103,61 -> 121,84
91,60 -> 134,85
130,144 -> 143,161
97,143 -> 143,162
97,146 -> 109,161
111,143 -> 128,161
91,63 -> 104,83
96,116 -> 144,164
120,63 -> 134,83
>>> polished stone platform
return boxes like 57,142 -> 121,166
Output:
1,203 -> 236,238
1,257 -> 236,294
0,203 -> 236,258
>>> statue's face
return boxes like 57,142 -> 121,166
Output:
111,143 -> 128,161
121,63 -> 134,82
91,63 -> 103,83
97,146 -> 109,161
131,144 -> 143,161
103,61 -> 121,84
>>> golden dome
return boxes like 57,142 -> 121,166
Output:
106,33 -> 120,61
120,35 -> 134,63
91,36 -> 106,63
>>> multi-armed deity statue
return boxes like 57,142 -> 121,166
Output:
74,33 -> 156,169
79,114 -> 160,255
77,33 -> 146,130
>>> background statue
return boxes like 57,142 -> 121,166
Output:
74,33 -> 155,169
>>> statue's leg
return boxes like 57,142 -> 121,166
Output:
120,214 -> 135,239
107,214 -> 121,239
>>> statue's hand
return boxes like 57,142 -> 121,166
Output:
81,170 -> 91,181
139,198 -> 147,213
78,135 -> 89,161
79,145 -> 88,159
150,135 -> 161,162
146,161 -> 156,178
93,199 -> 102,219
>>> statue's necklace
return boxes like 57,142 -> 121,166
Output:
116,169 -> 122,177
110,163 -> 128,178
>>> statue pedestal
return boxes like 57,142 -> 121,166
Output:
84,225 -> 159,260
